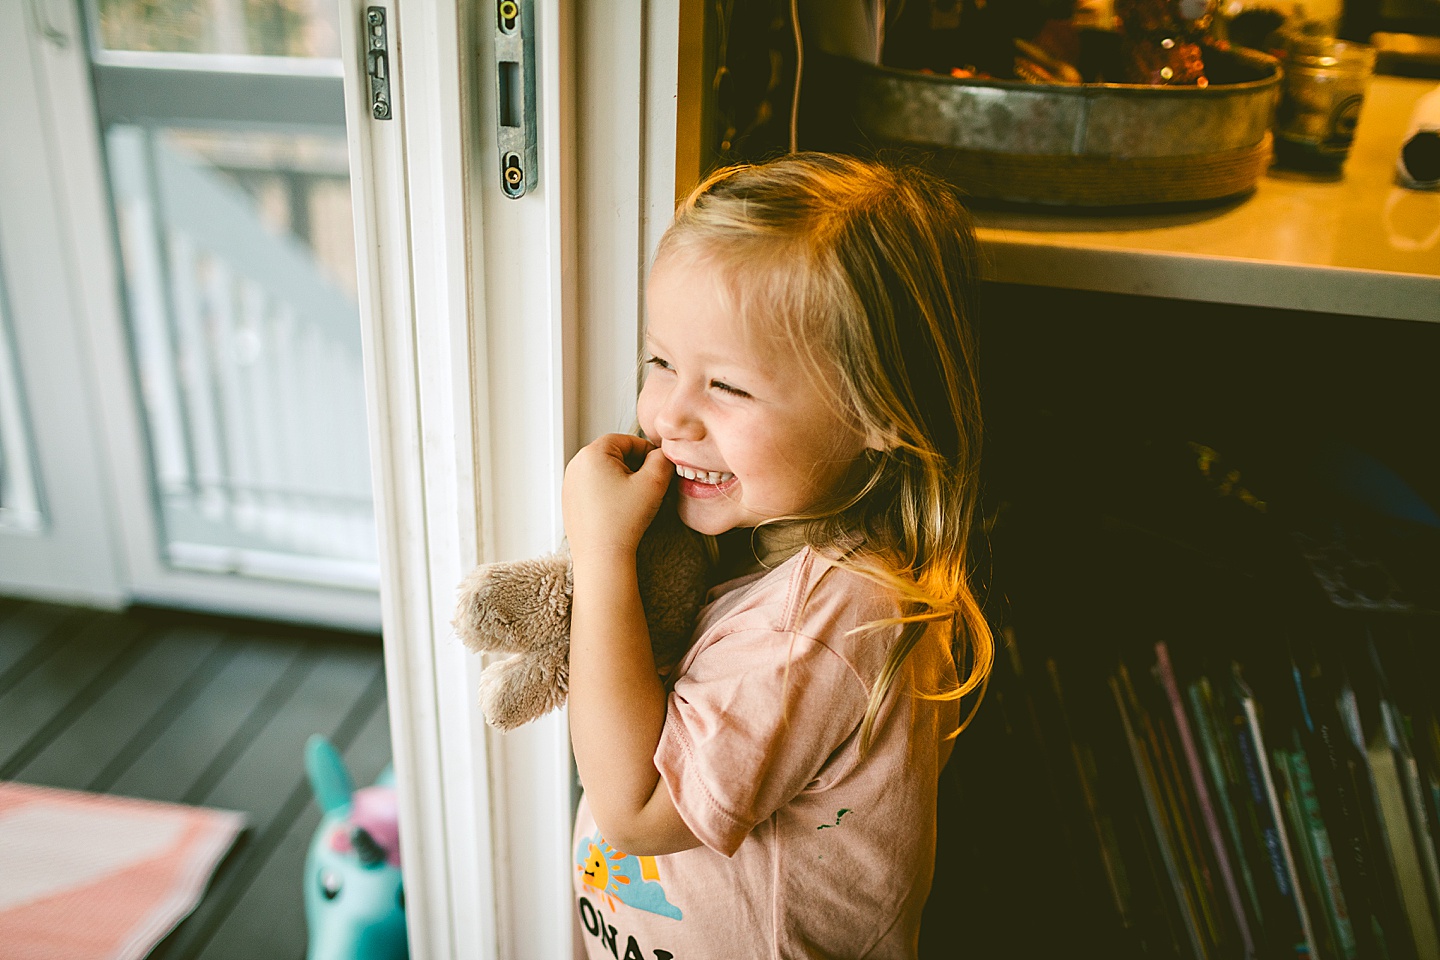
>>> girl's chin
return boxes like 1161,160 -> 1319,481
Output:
675,501 -> 743,538
676,512 -> 734,538
675,476 -> 741,531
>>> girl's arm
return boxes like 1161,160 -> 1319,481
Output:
564,433 -> 701,856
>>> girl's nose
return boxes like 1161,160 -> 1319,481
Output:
652,381 -> 704,442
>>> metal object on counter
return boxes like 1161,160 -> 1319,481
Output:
825,46 -> 1281,206
1273,35 -> 1376,173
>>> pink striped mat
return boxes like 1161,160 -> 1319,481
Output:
0,781 -> 245,960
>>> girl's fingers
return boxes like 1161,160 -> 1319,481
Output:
593,433 -> 656,472
563,436 -> 670,558
638,445 -> 673,489
599,432 -> 654,454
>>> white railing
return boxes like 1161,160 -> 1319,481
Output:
108,126 -> 377,589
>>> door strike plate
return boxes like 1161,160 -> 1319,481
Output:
366,7 -> 392,120
494,0 -> 537,198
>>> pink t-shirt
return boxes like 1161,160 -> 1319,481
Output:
572,546 -> 960,959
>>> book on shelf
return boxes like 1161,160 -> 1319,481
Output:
1154,641 -> 1257,960
984,618 -> 1440,960
1293,644 -> 1410,960
1058,647 -> 1195,958
1370,636 -> 1440,934
980,426 -> 1440,960
1112,669 -> 1209,960
1186,674 -> 1269,943
1229,668 -> 1318,959
1290,655 -> 1376,960
1362,701 -> 1440,960
1045,656 -> 1135,929
1274,741 -> 1357,960
1153,683 -> 1232,954
1339,674 -> 1429,960
1004,631 -> 1107,909
1347,637 -> 1440,960
1013,619 -> 1196,957
1287,734 -> 1361,960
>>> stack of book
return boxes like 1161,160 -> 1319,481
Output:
929,430 -> 1440,960
1050,631 -> 1440,960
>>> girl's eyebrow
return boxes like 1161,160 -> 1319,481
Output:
643,332 -> 687,362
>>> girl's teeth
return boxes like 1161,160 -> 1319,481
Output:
676,465 -> 734,485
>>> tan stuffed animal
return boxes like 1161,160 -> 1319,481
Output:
453,497 -> 711,730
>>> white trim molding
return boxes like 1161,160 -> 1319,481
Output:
340,0 -> 583,955
340,0 -> 688,954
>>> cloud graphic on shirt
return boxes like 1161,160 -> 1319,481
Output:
575,831 -> 682,920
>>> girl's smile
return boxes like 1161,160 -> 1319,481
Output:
671,462 -> 738,499
637,254 -> 874,536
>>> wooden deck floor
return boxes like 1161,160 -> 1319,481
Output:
0,595 -> 392,960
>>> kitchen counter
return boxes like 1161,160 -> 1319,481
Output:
973,75 -> 1440,323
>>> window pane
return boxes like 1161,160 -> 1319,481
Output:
107,125 -> 376,588
166,130 -> 357,297
96,0 -> 341,58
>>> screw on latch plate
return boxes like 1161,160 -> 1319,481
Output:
366,7 -> 392,120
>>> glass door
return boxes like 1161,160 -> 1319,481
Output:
3,0 -> 381,627
84,1 -> 377,592
0,16 -> 126,605
88,0 -> 380,595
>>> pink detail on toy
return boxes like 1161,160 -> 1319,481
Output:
325,786 -> 401,867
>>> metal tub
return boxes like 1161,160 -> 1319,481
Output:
823,46 -> 1282,206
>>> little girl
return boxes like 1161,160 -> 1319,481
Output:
564,153 -> 992,959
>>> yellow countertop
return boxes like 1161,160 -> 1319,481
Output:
973,75 -> 1440,322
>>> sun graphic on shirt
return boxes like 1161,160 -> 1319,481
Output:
578,840 -> 631,910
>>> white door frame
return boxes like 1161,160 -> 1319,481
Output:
339,0 -> 696,954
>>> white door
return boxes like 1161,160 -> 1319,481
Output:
335,0 -> 695,955
9,0 -> 383,629
0,3 -> 126,605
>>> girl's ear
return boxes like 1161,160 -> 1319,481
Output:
864,426 -> 894,452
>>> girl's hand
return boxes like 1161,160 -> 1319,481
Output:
563,433 -> 672,564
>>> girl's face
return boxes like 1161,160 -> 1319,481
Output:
637,254 -> 872,536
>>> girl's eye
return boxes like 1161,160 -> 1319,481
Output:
711,380 -> 750,398
644,355 -> 672,371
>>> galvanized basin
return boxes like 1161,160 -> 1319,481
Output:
828,46 -> 1282,206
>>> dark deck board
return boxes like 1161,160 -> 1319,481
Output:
10,627 -> 225,790
0,611 -> 151,773
87,635 -> 242,793
0,599 -> 391,960
0,603 -> 90,696
106,637 -> 307,803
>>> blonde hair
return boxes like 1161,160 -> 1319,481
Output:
656,153 -> 993,752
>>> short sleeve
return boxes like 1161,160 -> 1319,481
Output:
654,627 -> 869,857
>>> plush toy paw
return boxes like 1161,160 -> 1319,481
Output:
454,553 -> 573,730
455,552 -> 573,657
454,498 -> 710,730
473,636 -> 570,731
